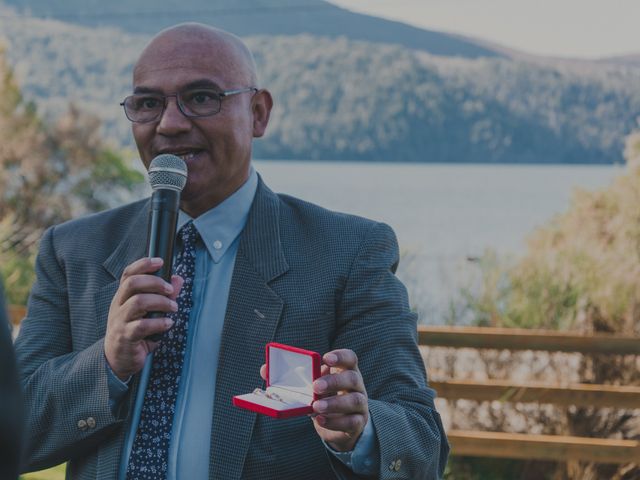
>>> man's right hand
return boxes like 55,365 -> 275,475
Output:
104,257 -> 183,381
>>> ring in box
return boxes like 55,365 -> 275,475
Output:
233,342 -> 321,419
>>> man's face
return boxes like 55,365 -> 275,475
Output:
132,34 -> 260,214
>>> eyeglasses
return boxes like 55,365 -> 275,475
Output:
120,87 -> 258,123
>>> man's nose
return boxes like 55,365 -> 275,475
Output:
156,97 -> 191,135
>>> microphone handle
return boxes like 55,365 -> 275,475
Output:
145,188 -> 180,341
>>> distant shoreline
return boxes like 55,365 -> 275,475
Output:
253,158 -> 625,166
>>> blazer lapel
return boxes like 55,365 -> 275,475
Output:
209,178 -> 289,480
94,201 -> 150,338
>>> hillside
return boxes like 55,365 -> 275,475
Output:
599,53 -> 640,68
1,6 -> 640,163
3,0 -> 501,59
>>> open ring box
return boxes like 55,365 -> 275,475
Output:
233,343 -> 321,419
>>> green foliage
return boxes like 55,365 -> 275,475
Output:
0,49 -> 144,305
456,132 -> 640,479
72,148 -> 144,212
21,463 -> 66,480
466,132 -> 640,334
0,237 -> 35,305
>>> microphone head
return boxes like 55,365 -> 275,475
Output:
148,154 -> 188,192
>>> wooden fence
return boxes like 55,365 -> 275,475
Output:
9,307 -> 639,464
420,325 -> 640,464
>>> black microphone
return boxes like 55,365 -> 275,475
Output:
145,154 -> 188,341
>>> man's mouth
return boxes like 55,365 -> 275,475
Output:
178,152 -> 198,162
157,149 -> 203,162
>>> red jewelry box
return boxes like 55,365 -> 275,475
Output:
233,342 -> 321,419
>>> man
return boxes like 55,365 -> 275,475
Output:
15,23 -> 448,479
0,282 -> 22,480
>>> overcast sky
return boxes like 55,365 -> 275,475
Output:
328,0 -> 640,59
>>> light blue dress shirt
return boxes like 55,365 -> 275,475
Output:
107,167 -> 378,478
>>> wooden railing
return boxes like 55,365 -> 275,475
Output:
419,325 -> 640,464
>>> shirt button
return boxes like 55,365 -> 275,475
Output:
388,460 -> 396,471
87,417 -> 96,429
395,459 -> 402,471
213,240 -> 222,250
77,419 -> 87,431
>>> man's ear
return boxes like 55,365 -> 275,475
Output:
252,89 -> 273,138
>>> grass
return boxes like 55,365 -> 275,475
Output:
21,464 -> 66,480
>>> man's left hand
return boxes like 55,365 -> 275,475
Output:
260,348 -> 368,452
311,349 -> 369,451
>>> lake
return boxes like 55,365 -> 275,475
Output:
254,161 -> 624,324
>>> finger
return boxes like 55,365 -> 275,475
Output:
320,364 -> 331,377
313,392 -> 367,415
122,257 -> 164,279
168,275 -> 184,301
114,257 -> 165,306
125,317 -> 175,342
116,274 -> 174,307
323,349 -> 358,370
314,369 -> 364,396
314,413 -> 367,436
122,293 -> 178,320
260,364 -> 267,381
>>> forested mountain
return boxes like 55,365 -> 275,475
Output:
4,0 -> 500,59
1,4 -> 640,163
600,53 -> 640,68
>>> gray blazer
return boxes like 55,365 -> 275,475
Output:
15,178 -> 448,479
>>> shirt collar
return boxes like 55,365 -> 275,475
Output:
177,166 -> 258,263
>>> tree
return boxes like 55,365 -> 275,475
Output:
0,47 -> 144,305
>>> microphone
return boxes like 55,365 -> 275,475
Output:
145,154 -> 188,341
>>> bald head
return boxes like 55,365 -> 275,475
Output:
134,23 -> 258,87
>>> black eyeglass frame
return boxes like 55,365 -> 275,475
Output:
120,87 -> 259,123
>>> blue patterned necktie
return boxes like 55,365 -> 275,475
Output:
126,221 -> 199,480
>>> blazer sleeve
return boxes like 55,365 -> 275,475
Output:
328,222 -> 449,480
13,226 -> 128,472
